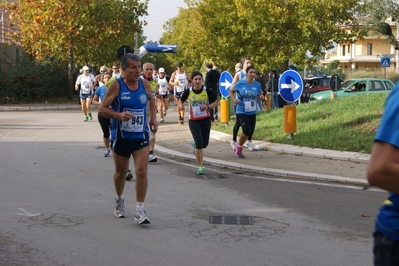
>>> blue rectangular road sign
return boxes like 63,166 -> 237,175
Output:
381,57 -> 390,68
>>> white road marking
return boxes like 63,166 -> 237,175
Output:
17,208 -> 40,217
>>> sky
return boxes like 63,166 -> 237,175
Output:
142,0 -> 187,42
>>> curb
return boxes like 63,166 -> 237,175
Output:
210,130 -> 370,163
0,104 -> 82,112
155,144 -> 369,186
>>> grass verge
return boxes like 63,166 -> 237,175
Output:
212,93 -> 389,154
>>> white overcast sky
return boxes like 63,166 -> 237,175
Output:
142,0 -> 187,42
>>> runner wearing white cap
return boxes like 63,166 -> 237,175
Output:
156,67 -> 170,123
75,66 -> 96,122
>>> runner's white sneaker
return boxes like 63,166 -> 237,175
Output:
148,153 -> 157,162
230,140 -> 237,150
103,148 -> 111,157
135,209 -> 151,224
245,140 -> 255,151
114,197 -> 126,218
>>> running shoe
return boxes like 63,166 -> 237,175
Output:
103,148 -> 111,157
125,170 -> 133,181
160,117 -> 164,123
197,165 -> 205,175
88,112 -> 93,120
230,140 -> 237,150
163,109 -> 167,117
114,197 -> 126,218
244,140 -> 255,151
84,116 -> 89,122
191,140 -> 196,155
135,208 -> 151,224
148,153 -> 158,162
233,146 -> 245,158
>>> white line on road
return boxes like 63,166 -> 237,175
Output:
17,208 -> 40,217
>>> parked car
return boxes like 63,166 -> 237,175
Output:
309,78 -> 395,101
277,75 -> 344,107
301,75 -> 344,103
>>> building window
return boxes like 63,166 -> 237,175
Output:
348,45 -> 350,54
342,45 -> 346,56
367,43 -> 372,55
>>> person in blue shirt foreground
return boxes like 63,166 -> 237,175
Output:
367,83 -> 399,265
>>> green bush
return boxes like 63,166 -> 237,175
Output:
0,53 -> 68,103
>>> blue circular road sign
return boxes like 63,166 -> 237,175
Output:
278,70 -> 304,102
219,71 -> 233,98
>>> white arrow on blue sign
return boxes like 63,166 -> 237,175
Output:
219,71 -> 233,98
278,70 -> 304,102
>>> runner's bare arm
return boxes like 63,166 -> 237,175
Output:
169,72 -> 176,86
98,80 -> 133,121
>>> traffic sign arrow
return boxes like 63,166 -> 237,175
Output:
221,79 -> 231,90
279,70 -> 303,102
219,71 -> 233,98
281,79 -> 300,93
162,47 -> 173,52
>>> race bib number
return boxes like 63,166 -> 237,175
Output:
121,108 -> 144,132
176,78 -> 186,92
82,81 -> 91,94
178,79 -> 186,86
159,84 -> 168,95
244,98 -> 256,112
191,104 -> 207,119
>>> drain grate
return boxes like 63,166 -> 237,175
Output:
209,215 -> 252,225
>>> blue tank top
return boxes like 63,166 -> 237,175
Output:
111,78 -> 149,140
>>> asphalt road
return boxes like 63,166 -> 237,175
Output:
0,110 -> 386,266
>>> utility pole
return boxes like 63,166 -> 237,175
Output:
135,32 -> 139,55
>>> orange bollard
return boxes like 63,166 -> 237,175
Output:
220,99 -> 229,122
266,93 -> 271,110
284,105 -> 296,133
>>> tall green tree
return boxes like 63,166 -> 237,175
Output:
1,0 -> 148,98
362,0 -> 399,46
161,1 -> 208,74
161,0 -> 366,73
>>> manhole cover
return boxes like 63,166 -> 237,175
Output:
209,216 -> 252,225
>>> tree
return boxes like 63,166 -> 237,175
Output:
161,0 -> 366,73
361,0 -> 399,72
160,1 -> 208,74
1,0 -> 148,98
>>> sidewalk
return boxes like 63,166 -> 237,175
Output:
155,124 -> 369,186
0,103 -> 369,186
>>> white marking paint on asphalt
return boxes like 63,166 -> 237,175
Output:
17,208 -> 40,217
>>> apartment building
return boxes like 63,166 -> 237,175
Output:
320,19 -> 397,71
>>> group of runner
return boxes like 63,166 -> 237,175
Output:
73,54 -> 264,226
75,54 -> 399,263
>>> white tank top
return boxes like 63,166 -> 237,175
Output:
174,71 -> 187,93
157,76 -> 169,95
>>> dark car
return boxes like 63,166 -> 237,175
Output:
300,75 -> 344,103
277,75 -> 343,107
